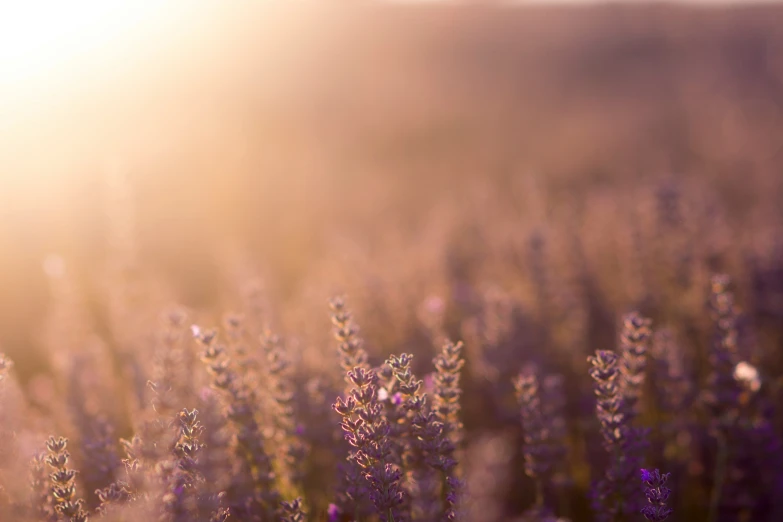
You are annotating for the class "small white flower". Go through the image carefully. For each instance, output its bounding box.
[377,387,389,401]
[190,325,202,338]
[734,361,761,392]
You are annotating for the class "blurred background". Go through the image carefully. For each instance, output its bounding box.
[1,1,783,377]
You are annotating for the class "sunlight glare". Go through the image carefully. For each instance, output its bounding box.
[0,1,168,90]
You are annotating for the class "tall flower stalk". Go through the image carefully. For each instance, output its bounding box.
[45,437,89,522]
[159,408,205,522]
[513,365,553,510]
[333,366,404,522]
[194,327,279,520]
[430,339,465,521]
[588,350,626,522]
[329,297,372,518]
[640,468,673,521]
[588,313,653,522]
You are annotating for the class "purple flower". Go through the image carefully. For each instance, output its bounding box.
[327,503,340,522]
[588,314,653,522]
[640,468,673,521]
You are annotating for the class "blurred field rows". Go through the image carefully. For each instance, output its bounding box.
[1,2,782,372]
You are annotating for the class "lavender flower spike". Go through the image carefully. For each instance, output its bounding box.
[640,469,673,521]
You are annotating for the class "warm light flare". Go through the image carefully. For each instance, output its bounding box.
[0,1,171,92]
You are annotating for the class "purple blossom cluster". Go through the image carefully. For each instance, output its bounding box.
[1,242,783,522]
[2,46,783,521]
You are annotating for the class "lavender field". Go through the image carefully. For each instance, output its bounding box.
[1,3,783,521]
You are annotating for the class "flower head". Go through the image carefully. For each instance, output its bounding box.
[640,468,673,521]
[327,503,341,522]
